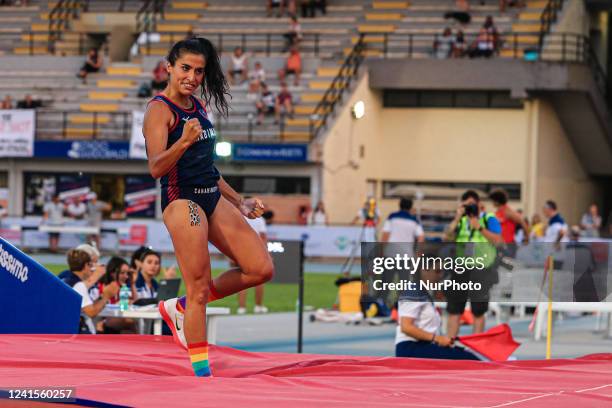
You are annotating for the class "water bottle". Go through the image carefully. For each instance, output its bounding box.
[119,285,130,311]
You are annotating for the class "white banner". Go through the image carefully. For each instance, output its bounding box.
[3,218,367,257]
[0,110,35,157]
[129,110,147,159]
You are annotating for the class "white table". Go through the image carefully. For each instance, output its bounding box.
[99,305,230,344]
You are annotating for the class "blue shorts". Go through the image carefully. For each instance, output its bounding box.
[161,184,221,218]
[395,341,479,360]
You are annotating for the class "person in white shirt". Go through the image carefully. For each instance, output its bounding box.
[248,61,267,97]
[62,249,119,334]
[42,194,65,253]
[236,212,269,314]
[395,264,479,360]
[542,200,569,243]
[227,46,248,85]
[380,198,425,305]
[66,197,87,220]
[309,200,328,226]
[381,198,425,246]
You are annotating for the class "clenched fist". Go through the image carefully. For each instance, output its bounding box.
[240,197,265,219]
[180,118,202,147]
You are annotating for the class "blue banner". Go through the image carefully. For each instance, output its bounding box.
[0,237,81,334]
[233,143,308,162]
[35,140,130,160]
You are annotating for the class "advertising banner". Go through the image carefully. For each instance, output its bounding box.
[0,109,35,157]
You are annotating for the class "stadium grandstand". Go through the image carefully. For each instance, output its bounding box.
[1,0,612,406]
[0,0,610,228]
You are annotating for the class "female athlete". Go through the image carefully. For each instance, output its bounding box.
[143,37,274,377]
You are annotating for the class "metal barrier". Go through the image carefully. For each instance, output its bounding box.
[308,34,365,141]
[33,109,294,143]
[367,31,588,62]
[139,32,322,57]
[35,110,132,140]
[48,0,86,53]
[539,0,565,50]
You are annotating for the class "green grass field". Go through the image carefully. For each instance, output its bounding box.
[47,265,339,313]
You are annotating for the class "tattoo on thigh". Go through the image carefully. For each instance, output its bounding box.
[188,200,201,227]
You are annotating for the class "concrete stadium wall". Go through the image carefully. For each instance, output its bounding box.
[319,72,530,224]
[319,73,601,226]
[534,99,602,224]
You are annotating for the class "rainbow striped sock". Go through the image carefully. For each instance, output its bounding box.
[188,341,211,377]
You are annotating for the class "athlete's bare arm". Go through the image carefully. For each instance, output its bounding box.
[143,101,201,179]
[218,177,264,219]
[218,176,243,207]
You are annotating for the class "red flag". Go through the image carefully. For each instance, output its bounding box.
[458,324,521,361]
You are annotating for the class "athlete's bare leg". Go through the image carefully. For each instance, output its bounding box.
[208,197,274,297]
[163,199,211,344]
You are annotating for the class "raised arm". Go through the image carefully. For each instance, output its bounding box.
[143,101,201,179]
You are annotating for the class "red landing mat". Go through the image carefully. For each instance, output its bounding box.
[0,335,611,407]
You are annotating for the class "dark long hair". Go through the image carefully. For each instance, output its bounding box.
[102,256,129,285]
[167,37,230,117]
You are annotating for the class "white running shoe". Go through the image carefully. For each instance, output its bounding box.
[254,305,269,314]
[158,298,187,350]
[237,307,247,315]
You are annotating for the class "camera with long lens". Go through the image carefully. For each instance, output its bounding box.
[463,204,479,217]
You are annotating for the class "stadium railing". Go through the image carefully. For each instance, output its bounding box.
[308,34,365,141]
[137,32,324,58]
[34,110,297,143]
[48,0,87,53]
[306,32,606,141]
[539,0,565,50]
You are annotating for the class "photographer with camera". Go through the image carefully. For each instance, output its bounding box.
[445,190,502,338]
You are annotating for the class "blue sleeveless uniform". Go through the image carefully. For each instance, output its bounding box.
[150,94,221,217]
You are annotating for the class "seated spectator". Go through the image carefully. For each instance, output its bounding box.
[278,46,302,86]
[453,30,467,57]
[434,27,455,59]
[248,61,267,98]
[395,263,479,360]
[283,15,303,51]
[227,46,249,86]
[1,95,13,109]
[151,60,168,95]
[499,0,525,12]
[135,248,162,300]
[59,243,107,296]
[77,48,103,83]
[267,0,286,17]
[469,16,500,58]
[95,256,137,333]
[66,197,87,220]
[255,82,277,125]
[276,82,295,121]
[444,0,471,25]
[301,0,326,18]
[16,94,41,109]
[62,249,119,334]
